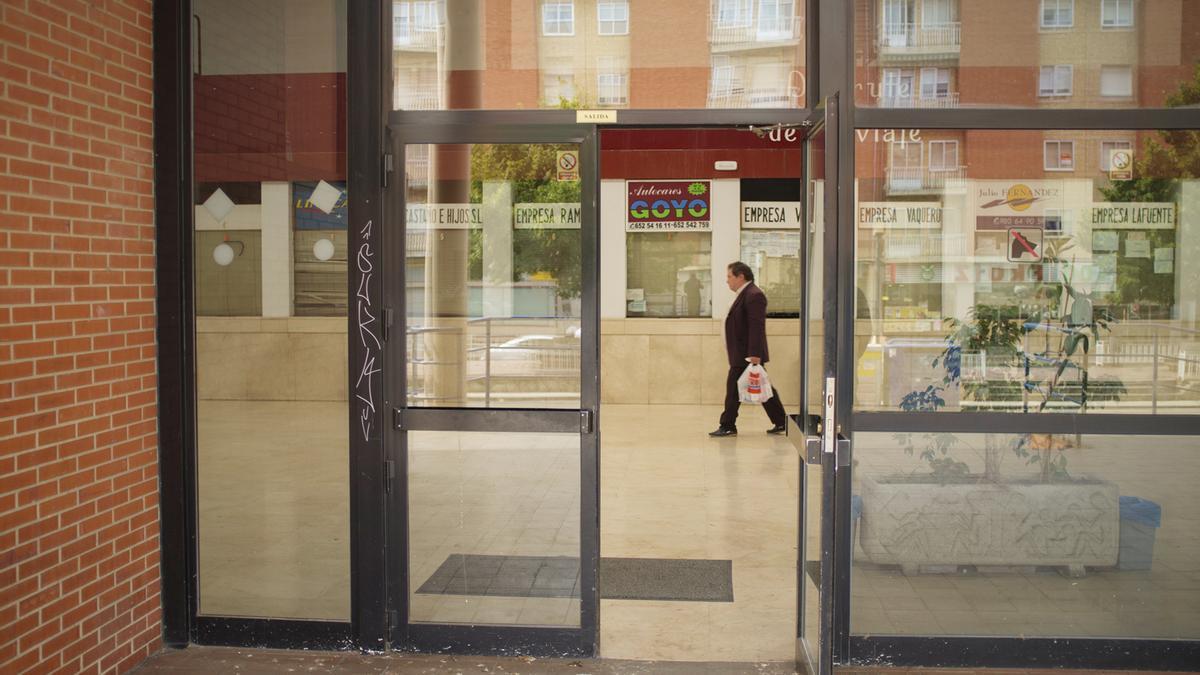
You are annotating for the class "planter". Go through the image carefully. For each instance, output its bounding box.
[858,474,1119,571]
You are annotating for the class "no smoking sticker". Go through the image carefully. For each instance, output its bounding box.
[556,151,579,181]
[1008,228,1043,262]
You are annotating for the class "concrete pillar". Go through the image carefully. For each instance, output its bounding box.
[261,181,293,317]
[481,180,513,318]
[711,179,742,317]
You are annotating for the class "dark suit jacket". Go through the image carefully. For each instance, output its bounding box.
[724,283,770,367]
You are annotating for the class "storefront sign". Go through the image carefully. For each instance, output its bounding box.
[406,204,481,229]
[626,180,711,231]
[858,202,943,229]
[514,203,581,229]
[741,201,802,229]
[975,181,1061,230]
[1088,203,1175,229]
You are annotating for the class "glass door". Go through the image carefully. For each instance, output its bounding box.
[385,122,599,655]
[794,98,839,675]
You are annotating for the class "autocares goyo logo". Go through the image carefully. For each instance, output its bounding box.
[626,180,711,232]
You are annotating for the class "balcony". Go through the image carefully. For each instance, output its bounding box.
[877,22,961,60]
[709,16,804,50]
[392,27,439,52]
[885,165,966,195]
[878,92,960,108]
[707,86,800,109]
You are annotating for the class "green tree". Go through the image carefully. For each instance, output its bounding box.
[1098,62,1200,312]
[466,143,582,301]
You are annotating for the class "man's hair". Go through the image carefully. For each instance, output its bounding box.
[727,261,754,282]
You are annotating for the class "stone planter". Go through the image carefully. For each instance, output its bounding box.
[858,474,1119,572]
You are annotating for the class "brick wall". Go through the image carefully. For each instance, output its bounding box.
[0,1,162,673]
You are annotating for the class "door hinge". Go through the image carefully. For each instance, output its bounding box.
[579,409,593,434]
[383,307,394,342]
[393,407,404,431]
[384,459,395,493]
[386,609,398,632]
[836,437,851,468]
[382,152,394,188]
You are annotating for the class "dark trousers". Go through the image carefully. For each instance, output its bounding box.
[720,364,786,429]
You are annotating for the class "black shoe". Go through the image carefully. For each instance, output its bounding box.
[709,427,737,437]
[766,424,787,435]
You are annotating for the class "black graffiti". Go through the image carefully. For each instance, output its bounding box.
[355,219,379,441]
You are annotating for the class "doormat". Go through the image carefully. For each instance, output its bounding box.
[416,554,734,602]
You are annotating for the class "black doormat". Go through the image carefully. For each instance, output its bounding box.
[415,554,733,602]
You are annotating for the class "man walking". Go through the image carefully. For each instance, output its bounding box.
[710,261,787,437]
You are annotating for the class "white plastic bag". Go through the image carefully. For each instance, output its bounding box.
[737,363,772,403]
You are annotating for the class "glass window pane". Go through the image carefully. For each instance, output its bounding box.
[393,1,806,110]
[852,432,1200,639]
[626,233,713,317]
[404,143,582,409]
[858,1,1196,109]
[855,129,1200,415]
[193,0,349,620]
[408,431,581,627]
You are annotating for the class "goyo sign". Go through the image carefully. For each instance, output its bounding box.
[626,180,711,231]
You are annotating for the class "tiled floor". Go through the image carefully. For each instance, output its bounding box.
[194,399,1200,664]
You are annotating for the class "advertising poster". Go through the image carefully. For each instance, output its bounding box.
[294,181,348,229]
[627,180,712,231]
[974,181,1062,230]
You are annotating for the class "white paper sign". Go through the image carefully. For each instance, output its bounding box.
[1126,239,1151,258]
[513,203,581,229]
[742,201,802,229]
[858,202,944,229]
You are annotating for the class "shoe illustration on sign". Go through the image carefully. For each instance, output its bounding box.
[1008,227,1043,262]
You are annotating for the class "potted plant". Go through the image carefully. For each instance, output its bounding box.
[858,247,1125,575]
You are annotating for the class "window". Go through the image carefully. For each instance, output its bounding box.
[757,0,795,38]
[1101,0,1133,28]
[1038,64,1073,97]
[542,2,574,36]
[542,70,576,105]
[597,57,628,106]
[393,2,411,43]
[919,68,950,100]
[1044,140,1075,171]
[922,0,955,27]
[1041,0,1073,28]
[626,233,712,317]
[928,140,958,172]
[597,1,629,35]
[710,56,739,96]
[882,0,911,47]
[394,0,437,42]
[889,140,924,190]
[1100,65,1133,98]
[1099,140,1133,170]
[716,0,752,27]
[882,68,915,105]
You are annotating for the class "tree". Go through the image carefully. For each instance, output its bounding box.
[466,143,582,302]
[1098,62,1200,313]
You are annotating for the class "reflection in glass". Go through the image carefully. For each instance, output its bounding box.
[408,431,581,627]
[626,233,713,317]
[193,0,349,620]
[851,432,1200,639]
[855,129,1200,414]
[392,0,806,110]
[404,143,582,408]
[857,0,1200,109]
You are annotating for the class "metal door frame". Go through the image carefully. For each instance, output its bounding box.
[382,120,601,656]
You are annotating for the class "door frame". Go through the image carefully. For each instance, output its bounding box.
[381,120,601,656]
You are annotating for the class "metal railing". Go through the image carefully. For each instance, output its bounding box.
[406,317,581,406]
[878,92,960,109]
[885,165,966,194]
[709,15,803,45]
[878,21,961,50]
